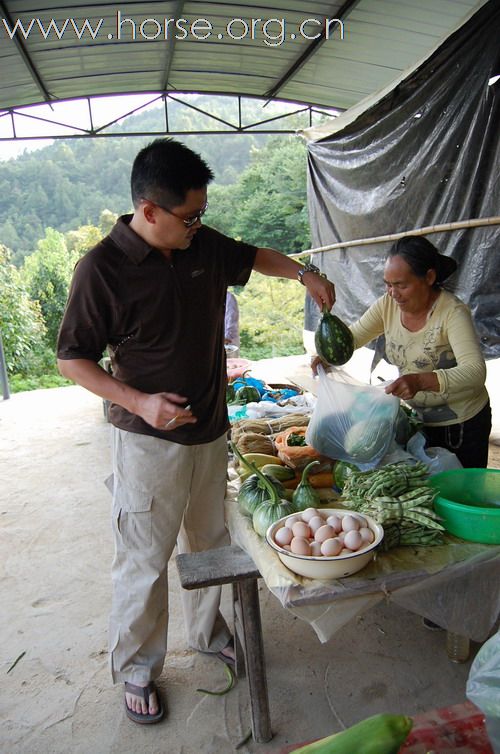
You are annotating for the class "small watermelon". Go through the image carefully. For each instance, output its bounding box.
[315,306,354,366]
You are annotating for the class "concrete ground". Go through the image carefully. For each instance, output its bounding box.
[1,360,499,754]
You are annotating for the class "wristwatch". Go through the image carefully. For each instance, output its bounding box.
[297,262,322,285]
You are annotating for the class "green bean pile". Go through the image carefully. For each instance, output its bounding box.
[341,462,445,549]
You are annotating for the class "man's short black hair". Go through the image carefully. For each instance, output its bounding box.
[131,138,214,209]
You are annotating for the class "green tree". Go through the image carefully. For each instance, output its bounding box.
[99,209,118,235]
[65,224,102,257]
[237,274,306,360]
[206,136,310,252]
[22,229,77,347]
[0,245,45,374]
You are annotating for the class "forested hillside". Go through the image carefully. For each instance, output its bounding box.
[0,101,315,389]
[0,98,275,263]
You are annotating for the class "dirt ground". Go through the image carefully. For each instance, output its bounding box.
[1,356,499,754]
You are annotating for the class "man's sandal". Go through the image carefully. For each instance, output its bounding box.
[124,681,165,724]
[200,638,236,669]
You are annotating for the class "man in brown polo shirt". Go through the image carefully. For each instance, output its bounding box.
[57,138,335,725]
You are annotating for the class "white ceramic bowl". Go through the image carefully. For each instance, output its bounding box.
[265,508,384,580]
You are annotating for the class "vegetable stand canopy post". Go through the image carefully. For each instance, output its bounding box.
[224,480,500,645]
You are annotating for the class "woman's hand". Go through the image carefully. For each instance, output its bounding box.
[310,355,330,376]
[385,372,439,400]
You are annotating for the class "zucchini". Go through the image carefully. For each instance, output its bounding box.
[315,306,354,367]
[260,464,296,481]
[289,713,412,754]
[242,453,282,468]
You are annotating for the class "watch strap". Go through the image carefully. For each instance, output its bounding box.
[298,262,322,285]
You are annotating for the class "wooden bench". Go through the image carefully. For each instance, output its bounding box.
[176,544,272,743]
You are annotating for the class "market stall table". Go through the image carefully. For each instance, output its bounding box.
[222,479,500,736]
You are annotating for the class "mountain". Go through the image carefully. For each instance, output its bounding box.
[0,97,271,263]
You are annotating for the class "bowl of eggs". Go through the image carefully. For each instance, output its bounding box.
[265,508,384,579]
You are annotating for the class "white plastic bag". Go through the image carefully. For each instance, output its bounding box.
[305,366,400,470]
[406,432,463,475]
[466,631,500,753]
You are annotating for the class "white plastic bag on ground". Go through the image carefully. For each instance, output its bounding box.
[466,631,500,753]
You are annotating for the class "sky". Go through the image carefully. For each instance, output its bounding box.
[0,92,340,162]
[0,93,169,161]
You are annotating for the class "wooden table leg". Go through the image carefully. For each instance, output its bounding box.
[236,577,272,743]
[232,582,246,678]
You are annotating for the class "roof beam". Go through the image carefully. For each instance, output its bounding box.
[264,0,361,101]
[161,0,185,90]
[0,0,53,104]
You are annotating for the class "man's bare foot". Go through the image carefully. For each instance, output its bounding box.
[125,683,159,716]
[219,642,235,664]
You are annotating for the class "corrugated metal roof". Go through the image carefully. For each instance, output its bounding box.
[0,0,490,115]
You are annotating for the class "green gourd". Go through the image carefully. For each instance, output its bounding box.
[252,497,296,538]
[315,306,354,366]
[292,461,321,511]
[289,712,413,754]
[231,442,295,535]
[237,472,286,517]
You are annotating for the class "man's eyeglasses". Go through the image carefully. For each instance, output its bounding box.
[142,197,208,228]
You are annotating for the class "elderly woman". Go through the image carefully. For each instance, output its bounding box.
[324,236,491,467]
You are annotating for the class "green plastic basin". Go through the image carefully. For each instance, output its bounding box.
[429,468,500,545]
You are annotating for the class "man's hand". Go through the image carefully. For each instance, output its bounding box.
[302,271,336,311]
[252,248,335,310]
[134,392,197,431]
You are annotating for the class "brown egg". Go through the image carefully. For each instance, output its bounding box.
[342,514,360,532]
[320,538,343,557]
[308,515,325,534]
[359,526,375,545]
[314,524,335,543]
[301,507,319,522]
[310,541,323,557]
[292,521,311,539]
[326,514,343,533]
[290,536,312,556]
[274,526,293,547]
[343,529,363,551]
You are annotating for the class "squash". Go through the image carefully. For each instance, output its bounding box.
[315,306,354,366]
[237,473,286,517]
[252,497,295,537]
[343,418,392,463]
[289,712,412,754]
[292,461,321,511]
[231,441,296,536]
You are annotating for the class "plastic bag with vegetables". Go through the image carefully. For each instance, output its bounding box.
[305,365,399,471]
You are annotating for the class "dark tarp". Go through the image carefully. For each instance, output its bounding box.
[305,0,500,360]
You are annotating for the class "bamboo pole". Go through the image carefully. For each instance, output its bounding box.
[289,215,500,260]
